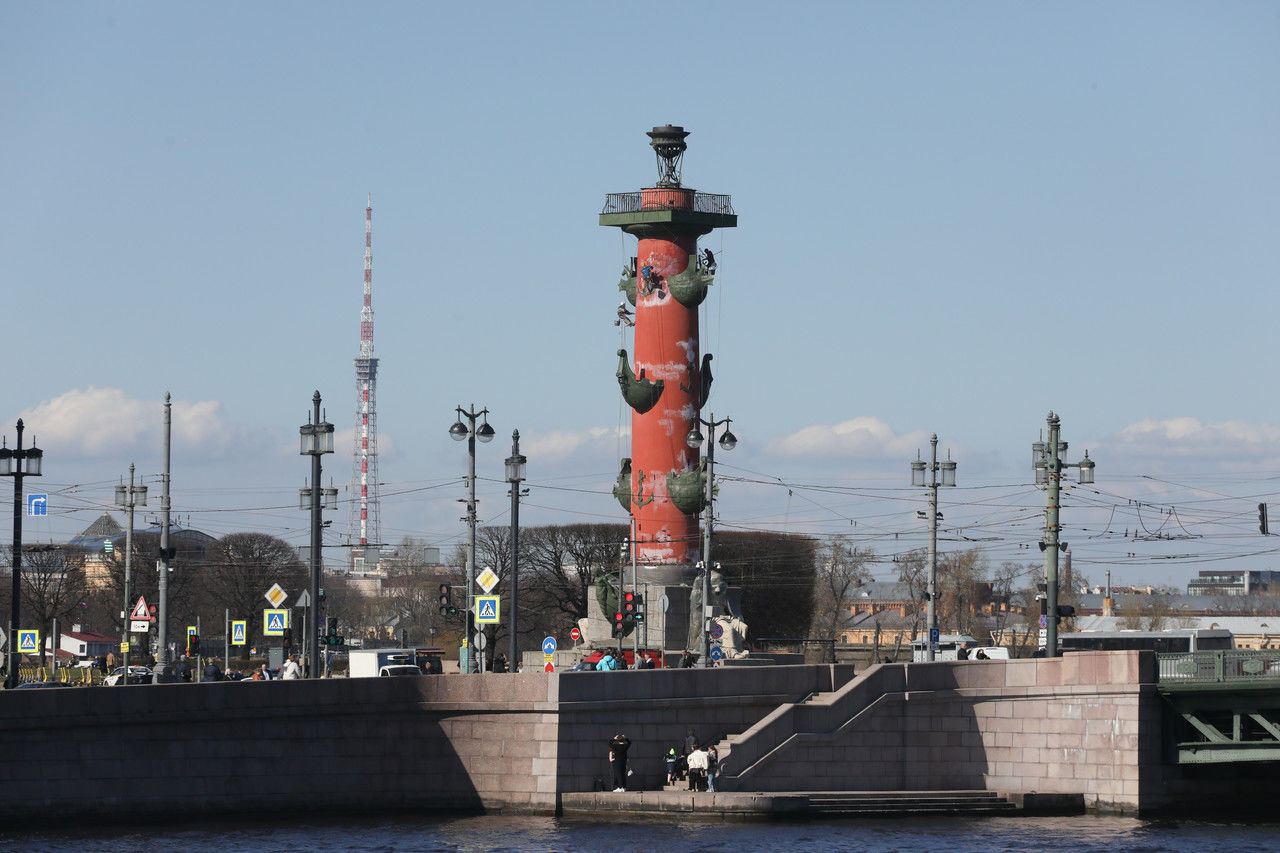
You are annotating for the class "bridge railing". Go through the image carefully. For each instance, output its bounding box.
[1156,650,1280,685]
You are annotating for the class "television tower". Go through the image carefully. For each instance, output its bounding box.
[350,194,382,557]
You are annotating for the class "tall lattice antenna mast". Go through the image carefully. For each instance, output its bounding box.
[351,193,382,558]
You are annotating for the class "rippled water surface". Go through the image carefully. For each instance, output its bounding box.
[6,814,1280,853]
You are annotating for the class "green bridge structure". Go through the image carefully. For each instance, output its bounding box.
[1157,650,1280,764]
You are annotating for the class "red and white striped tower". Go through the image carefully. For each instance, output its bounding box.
[350,194,382,559]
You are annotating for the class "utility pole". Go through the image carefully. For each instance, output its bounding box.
[911,434,956,661]
[1033,412,1096,657]
[114,465,147,679]
[154,393,172,683]
[505,430,526,672]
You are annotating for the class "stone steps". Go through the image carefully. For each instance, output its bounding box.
[806,790,1017,817]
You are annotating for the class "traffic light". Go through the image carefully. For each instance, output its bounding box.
[1261,503,1269,536]
[633,593,645,623]
[187,634,200,656]
[1039,596,1047,616]
[613,610,625,637]
[623,591,636,620]
[439,583,459,617]
[283,628,293,651]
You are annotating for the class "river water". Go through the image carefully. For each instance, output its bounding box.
[5,814,1280,853]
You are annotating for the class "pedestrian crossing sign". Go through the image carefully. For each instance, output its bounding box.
[17,630,38,654]
[263,609,289,636]
[475,595,500,624]
[231,620,247,646]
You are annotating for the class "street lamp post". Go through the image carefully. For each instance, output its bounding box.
[686,413,737,668]
[505,430,526,672]
[1032,411,1096,658]
[114,465,147,680]
[299,391,336,679]
[911,434,957,662]
[449,404,494,674]
[1,419,43,690]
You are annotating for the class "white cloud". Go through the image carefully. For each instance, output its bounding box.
[768,416,930,459]
[17,387,262,457]
[523,426,629,461]
[1110,417,1280,462]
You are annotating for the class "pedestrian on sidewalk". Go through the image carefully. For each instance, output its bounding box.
[665,747,679,785]
[706,743,719,792]
[608,732,631,792]
[686,744,709,791]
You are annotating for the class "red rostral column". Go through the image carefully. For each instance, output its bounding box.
[601,126,736,566]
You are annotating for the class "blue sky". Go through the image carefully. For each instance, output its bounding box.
[3,3,1278,589]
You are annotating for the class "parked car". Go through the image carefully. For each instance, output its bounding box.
[379,664,422,677]
[103,666,152,686]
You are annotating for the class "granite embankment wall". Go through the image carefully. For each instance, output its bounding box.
[0,664,851,825]
[716,652,1156,813]
[1,654,1264,823]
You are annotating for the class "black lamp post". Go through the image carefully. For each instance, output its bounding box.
[1,419,43,690]
[299,392,335,678]
[449,404,494,674]
[686,413,736,668]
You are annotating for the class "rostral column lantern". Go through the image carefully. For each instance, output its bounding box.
[601,126,737,566]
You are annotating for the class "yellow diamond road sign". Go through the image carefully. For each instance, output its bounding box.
[264,583,288,608]
[476,567,499,594]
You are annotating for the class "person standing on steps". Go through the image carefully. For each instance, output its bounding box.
[608,732,631,792]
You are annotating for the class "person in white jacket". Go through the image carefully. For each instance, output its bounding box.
[685,745,709,791]
[281,655,302,680]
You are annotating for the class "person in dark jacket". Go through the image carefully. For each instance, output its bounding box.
[608,732,631,792]
[203,659,223,681]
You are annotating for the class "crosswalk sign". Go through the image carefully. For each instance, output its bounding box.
[17,630,38,654]
[475,595,500,624]
[231,621,247,646]
[263,609,289,636]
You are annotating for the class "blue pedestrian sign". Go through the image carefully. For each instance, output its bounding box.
[475,596,500,624]
[27,494,47,517]
[263,609,288,636]
[542,636,557,655]
[231,621,247,646]
[17,630,39,654]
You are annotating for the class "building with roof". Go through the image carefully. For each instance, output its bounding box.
[72,513,217,589]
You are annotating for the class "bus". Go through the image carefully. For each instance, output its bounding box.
[1056,628,1234,654]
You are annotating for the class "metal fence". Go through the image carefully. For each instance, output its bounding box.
[601,192,735,216]
[1156,650,1280,685]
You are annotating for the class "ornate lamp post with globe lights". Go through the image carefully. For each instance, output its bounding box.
[449,404,494,674]
[1032,411,1095,658]
[686,413,736,668]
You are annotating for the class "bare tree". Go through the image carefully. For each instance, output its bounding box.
[18,544,88,665]
[809,536,875,641]
[206,532,306,659]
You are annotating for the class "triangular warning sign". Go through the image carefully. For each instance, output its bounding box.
[479,600,496,619]
[131,596,151,620]
[267,612,284,631]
